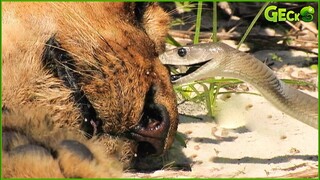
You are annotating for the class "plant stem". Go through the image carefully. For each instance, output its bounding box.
[194,1,203,44]
[237,2,270,49]
[212,2,218,42]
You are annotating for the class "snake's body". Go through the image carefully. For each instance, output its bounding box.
[160,42,318,129]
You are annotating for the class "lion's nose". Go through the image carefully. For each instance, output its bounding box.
[128,85,171,157]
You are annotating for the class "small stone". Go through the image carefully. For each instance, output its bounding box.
[280,135,287,140]
[289,147,300,154]
[190,154,197,159]
[245,104,253,110]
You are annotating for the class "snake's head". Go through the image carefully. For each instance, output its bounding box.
[159,42,230,84]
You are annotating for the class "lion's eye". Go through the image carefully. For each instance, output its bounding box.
[177,48,187,57]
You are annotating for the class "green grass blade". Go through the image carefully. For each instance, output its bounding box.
[194,2,203,44]
[211,2,218,42]
[166,34,182,47]
[281,79,316,87]
[237,2,270,49]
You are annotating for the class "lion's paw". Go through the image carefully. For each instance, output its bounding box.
[2,130,122,178]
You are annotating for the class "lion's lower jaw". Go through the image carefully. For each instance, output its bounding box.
[95,134,137,168]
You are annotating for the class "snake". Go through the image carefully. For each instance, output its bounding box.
[159,42,318,129]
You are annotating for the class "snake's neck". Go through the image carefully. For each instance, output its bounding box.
[219,51,318,128]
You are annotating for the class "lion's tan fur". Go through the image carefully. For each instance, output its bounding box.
[2,2,178,177]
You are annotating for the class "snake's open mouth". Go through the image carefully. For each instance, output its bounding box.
[129,86,170,158]
[169,61,210,82]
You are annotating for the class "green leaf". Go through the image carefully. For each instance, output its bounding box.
[281,79,315,87]
[166,34,182,47]
[175,132,187,148]
[310,64,318,72]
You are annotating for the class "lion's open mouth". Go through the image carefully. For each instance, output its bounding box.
[128,86,170,158]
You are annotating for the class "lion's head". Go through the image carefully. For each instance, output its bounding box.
[2,2,178,165]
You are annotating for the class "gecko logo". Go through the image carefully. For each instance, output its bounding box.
[264,5,315,22]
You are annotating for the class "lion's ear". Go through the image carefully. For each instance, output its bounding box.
[134,3,170,53]
[134,2,151,24]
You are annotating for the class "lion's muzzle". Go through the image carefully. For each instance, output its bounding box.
[128,85,171,157]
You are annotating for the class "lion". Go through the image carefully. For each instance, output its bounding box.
[2,2,178,178]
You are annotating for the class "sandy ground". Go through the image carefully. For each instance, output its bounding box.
[173,88,317,178]
[124,63,318,178]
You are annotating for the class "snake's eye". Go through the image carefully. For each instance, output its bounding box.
[177,48,187,57]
